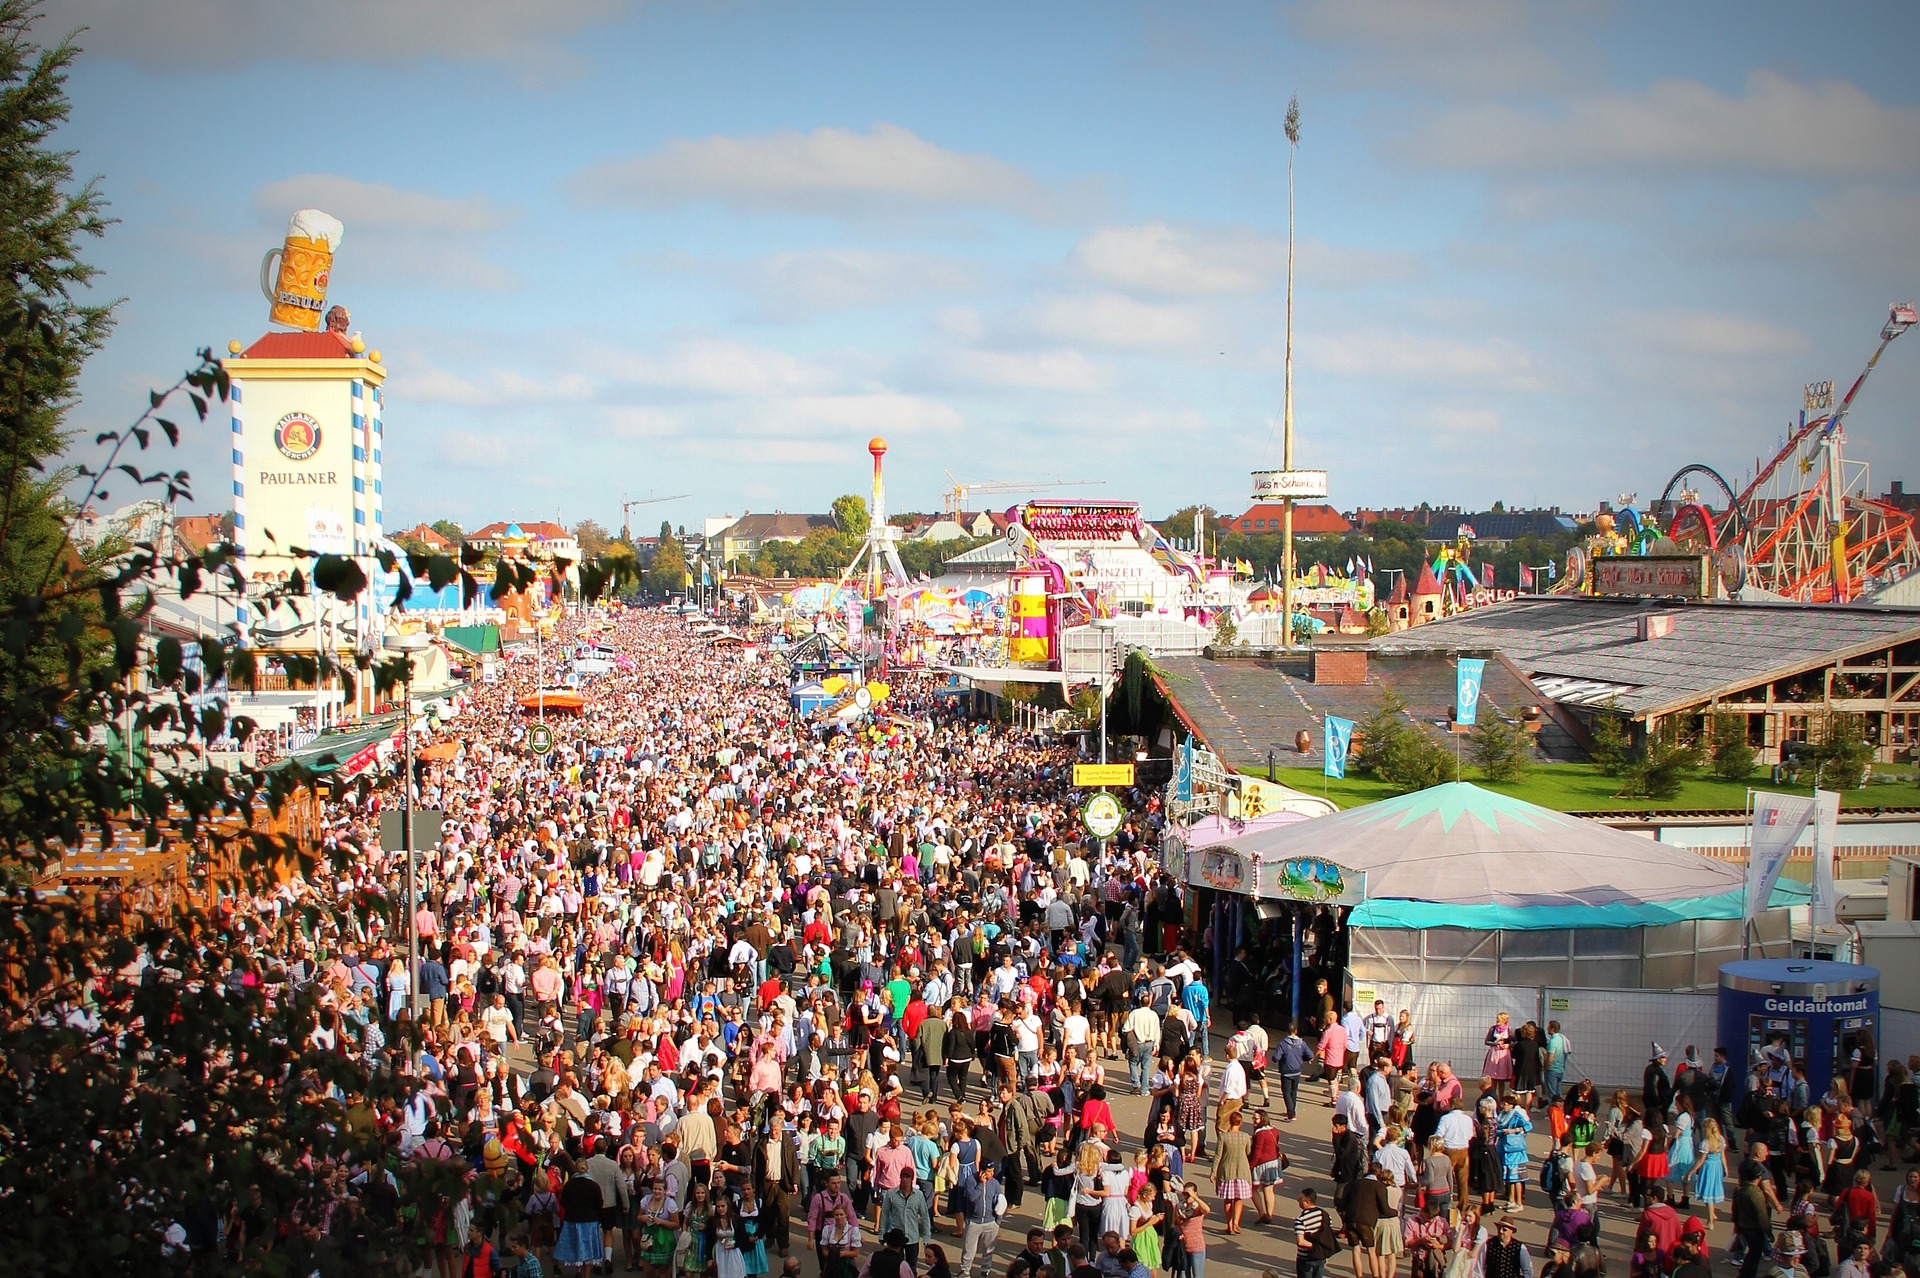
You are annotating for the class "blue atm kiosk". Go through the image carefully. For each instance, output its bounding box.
[1717,960,1879,1101]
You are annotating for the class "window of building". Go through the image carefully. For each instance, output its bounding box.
[1890,712,1918,748]
[1783,713,1811,744]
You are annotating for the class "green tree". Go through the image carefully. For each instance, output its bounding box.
[1588,702,1630,774]
[1707,709,1757,781]
[428,517,463,543]
[1471,703,1533,783]
[571,516,615,557]
[1810,712,1874,789]
[831,493,870,537]
[1212,612,1240,649]
[0,0,113,814]
[1354,689,1413,777]
[646,534,688,597]
[1617,718,1704,799]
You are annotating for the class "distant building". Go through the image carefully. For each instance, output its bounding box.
[466,520,581,587]
[392,522,453,551]
[1881,481,1919,514]
[1424,508,1577,547]
[1350,506,1445,530]
[718,512,834,567]
[1225,503,1353,536]
[910,510,1000,542]
[172,513,232,553]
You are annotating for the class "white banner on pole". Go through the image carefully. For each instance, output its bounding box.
[1746,790,1817,921]
[1809,789,1842,928]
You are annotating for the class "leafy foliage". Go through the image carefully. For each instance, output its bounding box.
[1353,689,1453,792]
[830,493,869,538]
[1470,703,1533,783]
[1707,709,1757,781]
[1616,718,1704,800]
[1790,711,1874,790]
[1587,702,1630,775]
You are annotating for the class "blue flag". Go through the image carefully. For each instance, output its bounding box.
[1324,715,1354,779]
[1174,738,1194,802]
[1456,658,1486,727]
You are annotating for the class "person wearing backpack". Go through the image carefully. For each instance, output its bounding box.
[1294,1187,1341,1278]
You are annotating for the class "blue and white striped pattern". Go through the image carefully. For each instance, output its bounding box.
[230,380,245,554]
[370,383,383,540]
[350,379,367,550]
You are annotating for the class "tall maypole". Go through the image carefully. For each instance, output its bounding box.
[1254,99,1326,649]
[1280,96,1300,650]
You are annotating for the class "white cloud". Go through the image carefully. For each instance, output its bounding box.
[1070,223,1417,298]
[1025,292,1207,352]
[1409,71,1920,178]
[406,365,594,408]
[1301,328,1549,393]
[1072,222,1284,296]
[571,123,1086,219]
[591,340,842,398]
[59,0,627,71]
[1420,405,1505,436]
[1292,0,1574,95]
[1752,186,1920,277]
[253,175,512,235]
[1624,311,1806,359]
[743,249,979,319]
[933,348,1115,394]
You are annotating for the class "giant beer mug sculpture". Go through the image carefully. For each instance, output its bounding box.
[259,209,344,331]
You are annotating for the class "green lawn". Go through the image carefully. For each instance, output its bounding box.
[1262,762,1920,813]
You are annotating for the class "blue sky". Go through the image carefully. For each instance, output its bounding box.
[49,0,1920,531]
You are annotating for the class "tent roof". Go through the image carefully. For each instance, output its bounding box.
[1219,781,1805,929]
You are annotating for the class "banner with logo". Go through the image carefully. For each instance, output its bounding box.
[1809,789,1842,927]
[1747,790,1817,920]
[1174,738,1193,802]
[1456,658,1486,727]
[1324,715,1354,779]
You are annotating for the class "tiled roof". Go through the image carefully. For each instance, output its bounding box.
[237,331,356,359]
[1228,503,1353,535]
[726,513,833,540]
[1426,511,1577,541]
[1371,596,1920,717]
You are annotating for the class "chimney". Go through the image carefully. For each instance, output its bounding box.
[1638,613,1678,642]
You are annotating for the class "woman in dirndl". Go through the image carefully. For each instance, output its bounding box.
[556,1165,608,1275]
[1483,1013,1515,1097]
[637,1177,681,1278]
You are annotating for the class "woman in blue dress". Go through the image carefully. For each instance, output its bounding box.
[1495,1093,1534,1213]
[1666,1095,1698,1207]
[1690,1118,1728,1227]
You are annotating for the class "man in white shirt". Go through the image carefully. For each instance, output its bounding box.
[480,994,518,1045]
[1435,1102,1476,1206]
[1218,1041,1250,1134]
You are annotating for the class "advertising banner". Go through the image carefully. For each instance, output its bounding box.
[1455,658,1486,727]
[1324,715,1353,779]
[1747,791,1817,920]
[1810,789,1842,927]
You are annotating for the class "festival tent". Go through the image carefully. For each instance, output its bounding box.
[1220,781,1807,930]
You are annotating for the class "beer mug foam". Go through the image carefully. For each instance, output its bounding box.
[260,208,344,332]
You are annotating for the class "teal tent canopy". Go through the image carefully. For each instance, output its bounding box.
[1217,781,1808,930]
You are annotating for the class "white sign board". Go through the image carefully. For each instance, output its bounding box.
[1251,470,1329,500]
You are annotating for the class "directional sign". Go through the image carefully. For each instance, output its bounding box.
[527,723,555,756]
[1073,763,1135,787]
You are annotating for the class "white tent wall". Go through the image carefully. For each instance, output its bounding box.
[1352,980,1716,1091]
[1545,988,1718,1092]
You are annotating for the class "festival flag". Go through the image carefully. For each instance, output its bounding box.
[1346,557,1355,576]
[1174,738,1194,802]
[1455,658,1485,726]
[1747,791,1817,920]
[1324,715,1354,779]
[1520,564,1534,589]
[1547,559,1558,580]
[1810,789,1842,927]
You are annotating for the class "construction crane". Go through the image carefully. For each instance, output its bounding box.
[941,471,1104,518]
[620,493,690,543]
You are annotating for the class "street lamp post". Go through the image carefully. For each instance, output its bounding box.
[1094,617,1117,766]
[384,629,429,1015]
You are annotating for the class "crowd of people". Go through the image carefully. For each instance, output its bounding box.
[157,605,1285,1278]
[84,599,1920,1278]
